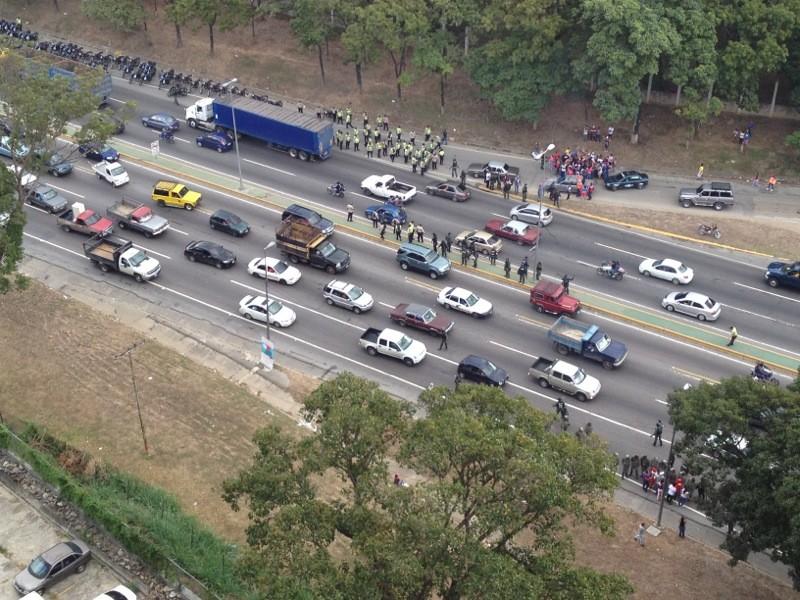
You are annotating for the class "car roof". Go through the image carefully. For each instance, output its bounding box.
[242,294,267,307]
[41,541,80,562]
[212,209,237,219]
[326,279,357,292]
[671,291,711,303]
[533,280,563,295]
[154,180,180,190]
[461,354,489,367]
[406,303,432,315]
[192,240,220,250]
[504,220,528,231]
[658,258,684,268]
[399,242,429,252]
[445,287,471,297]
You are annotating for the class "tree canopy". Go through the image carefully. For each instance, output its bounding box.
[669,374,800,588]
[223,373,632,599]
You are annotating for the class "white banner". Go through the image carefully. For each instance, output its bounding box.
[150,140,160,158]
[260,337,275,371]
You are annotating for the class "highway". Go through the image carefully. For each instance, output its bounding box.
[14,78,800,464]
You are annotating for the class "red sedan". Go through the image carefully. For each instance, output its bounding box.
[485,219,539,246]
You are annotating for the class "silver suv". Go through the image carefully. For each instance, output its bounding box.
[323,280,374,314]
[678,182,734,211]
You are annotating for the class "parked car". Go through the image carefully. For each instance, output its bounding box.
[510,203,553,226]
[604,170,649,191]
[544,175,579,194]
[396,242,451,279]
[679,181,734,210]
[247,256,301,285]
[484,219,538,246]
[78,141,119,162]
[92,585,137,600]
[184,240,236,268]
[239,294,296,327]
[141,112,180,131]
[364,203,407,225]
[437,286,493,317]
[209,209,249,237]
[13,540,91,594]
[457,355,508,387]
[389,303,454,336]
[28,185,69,213]
[281,203,334,236]
[0,135,30,159]
[639,258,694,285]
[196,131,233,152]
[453,230,503,255]
[424,181,470,202]
[323,279,374,314]
[37,150,73,177]
[662,291,721,321]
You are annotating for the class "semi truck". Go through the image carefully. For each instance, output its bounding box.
[83,235,161,282]
[275,220,350,273]
[185,97,333,161]
[547,315,628,369]
[107,198,169,238]
[359,327,427,366]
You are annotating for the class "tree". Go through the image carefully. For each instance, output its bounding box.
[224,373,631,599]
[669,376,800,588]
[290,0,336,85]
[340,4,378,93]
[363,0,430,99]
[81,0,147,32]
[165,0,191,48]
[0,50,112,293]
[786,130,800,153]
[175,0,249,55]
[573,0,678,142]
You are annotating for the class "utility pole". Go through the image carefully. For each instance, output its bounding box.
[115,340,149,454]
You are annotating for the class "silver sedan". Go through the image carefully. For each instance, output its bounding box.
[661,291,721,321]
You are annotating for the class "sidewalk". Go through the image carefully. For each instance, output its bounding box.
[614,475,794,587]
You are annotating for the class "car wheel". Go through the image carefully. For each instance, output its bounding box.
[326,265,336,274]
[538,378,550,389]
[366,346,377,356]
[144,231,153,239]
[429,271,439,280]
[602,360,613,370]
[134,273,144,283]
[697,314,707,321]
[556,344,569,355]
[187,255,196,262]
[62,225,72,233]
[184,203,194,211]
[215,262,223,269]
[353,306,362,315]
[767,278,779,288]
[637,182,645,189]
[575,392,587,402]
[76,564,87,573]
[471,312,481,319]
[642,270,650,277]
[713,202,723,211]
[158,200,166,207]
[681,200,692,208]
[326,298,334,306]
[216,146,223,153]
[396,319,406,327]
[196,140,202,147]
[399,262,409,271]
[403,357,414,367]
[118,221,127,229]
[665,304,674,312]
[142,120,148,128]
[535,304,544,313]
[243,312,253,320]
[671,278,680,285]
[99,263,110,273]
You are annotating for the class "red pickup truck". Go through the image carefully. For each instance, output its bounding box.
[530,280,580,316]
[57,202,113,236]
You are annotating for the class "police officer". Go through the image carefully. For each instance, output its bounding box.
[345,132,351,150]
[366,141,374,158]
[353,129,360,152]
[451,158,459,178]
[504,257,511,278]
[489,248,497,266]
[411,154,418,174]
[425,125,432,141]
[622,454,631,477]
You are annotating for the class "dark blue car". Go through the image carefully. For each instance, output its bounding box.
[142,112,180,131]
[78,142,119,162]
[196,132,233,153]
[365,203,407,225]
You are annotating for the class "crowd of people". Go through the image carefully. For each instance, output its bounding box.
[548,146,617,185]
[622,453,698,508]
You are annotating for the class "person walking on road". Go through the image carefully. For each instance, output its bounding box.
[380,223,386,240]
[652,419,663,446]
[504,257,511,278]
[535,261,542,281]
[346,203,354,222]
[727,325,738,346]
[678,516,686,538]
[438,329,448,350]
[451,158,459,178]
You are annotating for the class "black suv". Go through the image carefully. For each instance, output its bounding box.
[210,209,250,237]
[678,182,734,210]
[282,204,334,237]
[456,355,508,387]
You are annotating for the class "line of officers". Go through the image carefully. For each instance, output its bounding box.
[335,125,447,177]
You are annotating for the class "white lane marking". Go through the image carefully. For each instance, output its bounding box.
[167,225,189,235]
[45,184,84,198]
[173,137,191,145]
[148,279,427,390]
[24,233,88,259]
[242,158,296,177]
[594,242,648,259]
[74,166,94,176]
[719,303,781,323]
[378,302,395,309]
[733,281,800,305]
[576,259,640,280]
[25,205,49,215]
[489,340,538,359]
[133,244,171,260]
[351,192,373,201]
[490,212,507,218]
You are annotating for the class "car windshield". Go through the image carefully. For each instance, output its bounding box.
[272,261,287,274]
[102,146,114,154]
[28,556,50,578]
[573,369,586,384]
[488,235,500,243]
[41,189,57,200]
[348,286,364,300]
[464,293,479,306]
[128,251,147,267]
[109,165,125,176]
[397,335,412,350]
[48,153,65,165]
[595,334,611,352]
[268,300,283,315]
[421,309,435,323]
[318,242,336,258]
[704,298,716,308]
[84,213,101,225]
[174,186,188,198]
[424,250,439,262]
[482,360,497,374]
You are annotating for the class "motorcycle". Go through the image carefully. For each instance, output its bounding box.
[751,366,779,386]
[327,183,345,198]
[159,129,175,144]
[697,224,721,239]
[167,85,189,97]
[596,261,625,280]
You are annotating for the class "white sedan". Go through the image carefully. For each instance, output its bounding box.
[510,203,553,226]
[436,286,493,318]
[238,294,296,327]
[662,291,721,321]
[247,257,302,285]
[639,258,694,285]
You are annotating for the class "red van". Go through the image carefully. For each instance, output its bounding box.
[530,280,580,316]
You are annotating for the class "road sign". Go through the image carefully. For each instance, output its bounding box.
[260,337,275,371]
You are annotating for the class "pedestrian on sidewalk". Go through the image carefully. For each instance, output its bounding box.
[652,419,663,446]
[630,454,640,479]
[678,516,686,538]
[635,523,646,547]
[585,421,592,436]
[489,248,497,266]
[767,175,777,192]
[472,251,478,268]
[522,183,528,202]
[380,223,386,240]
[438,329,448,350]
[431,233,438,253]
[727,325,738,346]
[346,203,354,222]
[696,162,705,179]
[514,174,521,194]
[416,223,425,243]
[371,212,380,229]
[535,261,542,281]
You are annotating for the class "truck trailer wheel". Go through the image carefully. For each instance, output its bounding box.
[298,151,309,161]
[556,344,569,356]
[366,346,377,356]
[188,118,197,128]
[99,263,110,273]
[118,221,127,229]
[288,148,298,158]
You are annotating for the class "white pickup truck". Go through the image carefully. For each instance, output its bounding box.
[93,160,130,187]
[359,327,427,366]
[528,357,601,402]
[360,174,417,203]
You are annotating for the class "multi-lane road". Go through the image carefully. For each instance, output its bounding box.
[15,77,800,463]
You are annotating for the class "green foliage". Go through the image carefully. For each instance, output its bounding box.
[675,90,723,138]
[81,0,147,32]
[785,130,800,152]
[668,377,800,588]
[224,373,630,599]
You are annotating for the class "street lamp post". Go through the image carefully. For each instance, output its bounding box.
[656,383,691,528]
[221,78,244,190]
[263,241,276,341]
[530,143,556,278]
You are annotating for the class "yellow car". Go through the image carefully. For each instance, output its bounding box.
[151,180,202,210]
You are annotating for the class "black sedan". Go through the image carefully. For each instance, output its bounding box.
[424,181,470,202]
[184,240,236,269]
[456,355,508,387]
[209,209,249,237]
[142,112,180,131]
[78,142,120,162]
[196,132,233,153]
[604,170,649,191]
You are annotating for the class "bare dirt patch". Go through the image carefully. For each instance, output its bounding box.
[11,0,800,183]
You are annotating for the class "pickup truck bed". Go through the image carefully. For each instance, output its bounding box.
[360,328,381,343]
[90,241,117,261]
